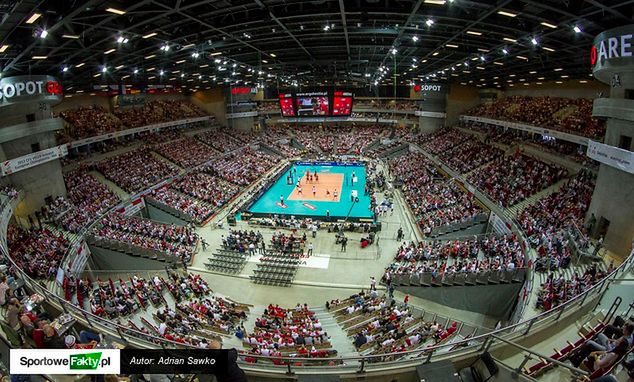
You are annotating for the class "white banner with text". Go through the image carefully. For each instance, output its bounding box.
[587,140,634,174]
[1,145,68,176]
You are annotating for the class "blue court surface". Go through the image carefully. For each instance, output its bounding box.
[248,162,374,219]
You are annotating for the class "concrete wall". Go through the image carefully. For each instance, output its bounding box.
[146,203,188,226]
[586,72,634,258]
[446,83,480,126]
[89,245,167,271]
[0,100,66,218]
[190,89,226,127]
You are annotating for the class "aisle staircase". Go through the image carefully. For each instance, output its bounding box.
[506,176,571,218]
[312,307,359,357]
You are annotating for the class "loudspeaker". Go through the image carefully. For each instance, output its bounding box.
[416,360,461,381]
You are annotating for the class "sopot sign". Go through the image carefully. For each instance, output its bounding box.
[0,75,63,106]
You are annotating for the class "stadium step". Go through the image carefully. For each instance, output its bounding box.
[313,311,359,357]
[506,176,570,218]
[89,170,130,199]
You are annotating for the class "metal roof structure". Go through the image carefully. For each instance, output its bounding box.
[0,0,631,89]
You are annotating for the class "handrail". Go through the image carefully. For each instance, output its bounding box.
[490,334,588,377]
[1,147,633,375]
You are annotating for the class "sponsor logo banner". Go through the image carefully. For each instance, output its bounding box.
[226,111,258,119]
[0,75,63,106]
[587,139,634,174]
[1,144,68,176]
[10,349,120,374]
[460,115,589,145]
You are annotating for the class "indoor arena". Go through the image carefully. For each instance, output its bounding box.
[0,1,632,382]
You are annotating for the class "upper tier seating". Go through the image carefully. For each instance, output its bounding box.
[466,96,606,138]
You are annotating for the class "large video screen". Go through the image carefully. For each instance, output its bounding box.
[278,93,295,117]
[295,92,330,116]
[332,91,354,116]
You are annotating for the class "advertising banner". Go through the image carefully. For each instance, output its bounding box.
[587,139,634,174]
[10,349,121,374]
[116,197,146,216]
[460,115,590,145]
[1,144,68,176]
[0,75,63,107]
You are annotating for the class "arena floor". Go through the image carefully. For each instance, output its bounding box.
[247,162,374,219]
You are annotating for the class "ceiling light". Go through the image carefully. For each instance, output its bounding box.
[200,64,208,68]
[182,44,195,49]
[160,44,170,51]
[542,47,555,52]
[146,67,155,71]
[115,65,124,69]
[391,48,398,55]
[497,10,517,17]
[425,19,434,27]
[176,59,186,64]
[502,48,509,55]
[210,52,222,56]
[480,55,485,61]
[517,55,528,60]
[412,35,419,42]
[270,53,277,57]
[105,7,126,15]
[466,31,482,36]
[0,45,9,53]
[554,68,563,71]
[145,54,156,59]
[62,34,79,39]
[446,44,459,48]
[323,25,330,31]
[159,70,164,75]
[101,66,107,73]
[25,13,42,24]
[93,73,100,78]
[122,75,130,79]
[541,22,557,29]
[573,25,582,33]
[75,62,85,68]
[191,52,200,58]
[32,55,47,59]
[529,71,537,74]
[262,59,268,63]
[142,32,157,39]
[579,80,588,83]
[62,66,69,72]
[104,48,115,54]
[561,75,569,78]
[148,76,155,80]
[531,37,538,45]
[556,81,563,84]
[424,0,445,4]
[39,29,48,39]
[503,37,517,43]
[432,52,439,56]
[180,73,185,77]
[493,62,503,66]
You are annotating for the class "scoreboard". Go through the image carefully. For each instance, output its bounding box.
[278,90,353,117]
[278,93,295,117]
[332,91,353,116]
